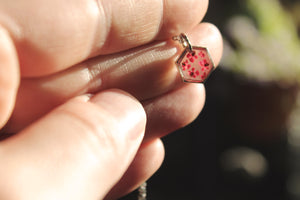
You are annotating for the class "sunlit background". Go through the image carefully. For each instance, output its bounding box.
[121,0,300,199]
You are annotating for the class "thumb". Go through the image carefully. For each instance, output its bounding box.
[0,89,146,200]
[0,25,19,128]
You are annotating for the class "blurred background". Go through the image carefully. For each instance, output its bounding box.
[121,0,300,199]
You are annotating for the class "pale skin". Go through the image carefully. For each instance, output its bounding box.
[0,0,223,199]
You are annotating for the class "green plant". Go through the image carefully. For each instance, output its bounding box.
[222,0,300,85]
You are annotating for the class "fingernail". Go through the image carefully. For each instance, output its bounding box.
[89,89,146,141]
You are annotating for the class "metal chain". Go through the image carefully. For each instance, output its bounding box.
[137,182,147,200]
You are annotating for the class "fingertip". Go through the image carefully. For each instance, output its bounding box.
[189,22,223,67]
[143,83,206,141]
[159,0,209,37]
[183,83,206,124]
[89,89,147,141]
[0,25,19,128]
[169,83,206,128]
[104,138,165,200]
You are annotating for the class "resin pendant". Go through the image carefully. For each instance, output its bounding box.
[176,46,215,83]
[174,33,215,83]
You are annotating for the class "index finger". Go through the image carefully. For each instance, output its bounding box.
[0,0,208,77]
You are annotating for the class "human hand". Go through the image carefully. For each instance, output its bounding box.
[0,0,222,199]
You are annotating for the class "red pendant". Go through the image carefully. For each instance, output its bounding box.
[176,46,215,83]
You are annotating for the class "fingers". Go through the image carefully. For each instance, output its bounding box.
[100,0,209,51]
[0,25,19,128]
[4,22,222,133]
[143,83,206,142]
[103,84,205,199]
[0,0,208,77]
[105,139,165,200]
[0,89,146,200]
[157,0,208,38]
[104,85,204,200]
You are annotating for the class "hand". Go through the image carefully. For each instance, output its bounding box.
[0,0,223,199]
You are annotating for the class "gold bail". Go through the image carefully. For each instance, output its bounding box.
[173,33,193,52]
